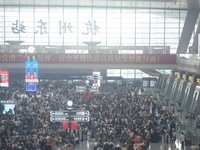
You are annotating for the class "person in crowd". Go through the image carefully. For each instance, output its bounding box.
[198,143,200,150]
[0,79,181,150]
[180,131,185,149]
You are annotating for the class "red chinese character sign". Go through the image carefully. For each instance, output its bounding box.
[62,122,69,130]
[0,53,176,64]
[83,92,93,99]
[62,122,78,130]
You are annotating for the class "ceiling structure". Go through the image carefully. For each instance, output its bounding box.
[94,0,188,9]
[0,0,189,10]
[0,0,199,77]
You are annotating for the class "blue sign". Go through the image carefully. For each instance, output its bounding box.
[25,84,37,92]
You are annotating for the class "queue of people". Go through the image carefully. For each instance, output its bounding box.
[0,80,181,150]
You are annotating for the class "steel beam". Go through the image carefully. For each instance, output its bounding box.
[190,19,200,54]
[177,9,199,54]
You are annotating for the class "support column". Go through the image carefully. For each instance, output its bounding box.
[177,9,200,54]
[190,20,200,54]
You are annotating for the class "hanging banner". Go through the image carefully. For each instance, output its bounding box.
[62,122,78,130]
[71,122,78,130]
[62,122,69,130]
[0,53,176,64]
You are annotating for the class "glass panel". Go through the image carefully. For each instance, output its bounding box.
[78,8,92,45]
[136,9,150,46]
[172,81,177,91]
[34,7,48,45]
[183,87,189,106]
[135,69,149,78]
[165,10,185,54]
[107,1,121,7]
[177,84,182,103]
[63,8,78,45]
[0,0,4,4]
[19,0,34,5]
[93,8,106,45]
[107,69,120,77]
[78,0,93,6]
[0,5,189,54]
[118,50,135,54]
[150,9,164,46]
[5,0,19,5]
[34,0,48,5]
[93,0,107,7]
[49,0,63,5]
[64,0,78,6]
[121,69,134,79]
[191,91,198,112]
[156,69,171,75]
[49,7,63,45]
[19,7,34,45]
[0,8,4,44]
[5,7,20,41]
[121,9,135,46]
[107,9,120,46]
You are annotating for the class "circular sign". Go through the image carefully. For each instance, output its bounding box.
[28,46,35,53]
[67,100,73,107]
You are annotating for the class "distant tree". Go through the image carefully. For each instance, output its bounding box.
[0,103,5,114]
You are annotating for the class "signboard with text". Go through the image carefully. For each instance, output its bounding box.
[0,53,177,64]
[50,110,90,123]
[25,83,37,92]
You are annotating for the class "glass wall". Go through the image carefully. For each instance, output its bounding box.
[107,69,153,79]
[0,3,188,54]
[107,69,172,79]
[0,1,186,78]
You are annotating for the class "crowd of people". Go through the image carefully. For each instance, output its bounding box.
[0,79,183,150]
[88,83,178,150]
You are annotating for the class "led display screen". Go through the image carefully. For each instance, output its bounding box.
[25,83,37,92]
[0,101,16,115]
[25,61,38,83]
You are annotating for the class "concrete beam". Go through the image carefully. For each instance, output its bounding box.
[177,9,199,54]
